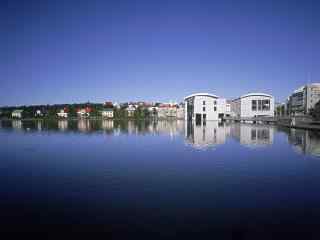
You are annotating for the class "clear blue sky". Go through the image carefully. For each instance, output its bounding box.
[1,0,319,106]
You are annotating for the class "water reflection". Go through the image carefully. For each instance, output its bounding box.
[2,119,320,157]
[12,120,22,130]
[185,121,230,150]
[230,124,274,147]
[286,128,320,157]
[58,120,68,131]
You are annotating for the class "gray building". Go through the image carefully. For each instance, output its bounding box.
[289,83,320,115]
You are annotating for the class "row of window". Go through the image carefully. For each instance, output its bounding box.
[252,100,270,111]
[202,101,217,105]
[202,107,217,112]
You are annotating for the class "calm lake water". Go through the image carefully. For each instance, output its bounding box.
[1,119,320,237]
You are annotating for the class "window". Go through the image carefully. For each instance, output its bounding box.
[262,100,270,111]
[258,100,262,111]
[214,101,217,105]
[252,100,257,111]
[203,107,206,112]
[214,106,217,111]
[203,101,206,105]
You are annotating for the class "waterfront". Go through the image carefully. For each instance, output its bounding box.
[1,120,320,236]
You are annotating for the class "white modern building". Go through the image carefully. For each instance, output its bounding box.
[184,93,227,122]
[231,93,274,118]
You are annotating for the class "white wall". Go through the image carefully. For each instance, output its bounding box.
[241,96,274,118]
[193,96,219,121]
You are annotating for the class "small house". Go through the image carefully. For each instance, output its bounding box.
[126,105,136,117]
[12,110,23,119]
[57,109,68,118]
[101,108,114,118]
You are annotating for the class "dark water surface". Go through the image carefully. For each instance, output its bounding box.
[1,119,320,237]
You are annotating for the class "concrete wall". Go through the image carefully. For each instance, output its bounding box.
[240,96,274,118]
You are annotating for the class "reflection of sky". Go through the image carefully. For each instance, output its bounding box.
[1,122,320,231]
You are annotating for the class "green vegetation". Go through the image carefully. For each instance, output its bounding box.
[0,103,154,120]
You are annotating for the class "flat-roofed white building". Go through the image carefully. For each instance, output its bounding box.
[184,93,225,122]
[231,93,274,118]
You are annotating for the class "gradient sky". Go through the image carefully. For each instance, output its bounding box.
[1,0,319,106]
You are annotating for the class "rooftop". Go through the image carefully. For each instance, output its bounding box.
[184,93,219,100]
[240,93,273,99]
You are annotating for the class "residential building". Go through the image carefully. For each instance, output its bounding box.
[126,105,136,117]
[101,108,114,118]
[157,103,178,119]
[77,107,91,118]
[35,110,43,117]
[12,110,23,119]
[57,109,68,118]
[231,93,274,118]
[184,93,226,122]
[288,83,320,115]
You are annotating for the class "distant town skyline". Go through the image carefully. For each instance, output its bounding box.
[1,0,319,106]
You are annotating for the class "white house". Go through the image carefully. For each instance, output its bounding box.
[184,93,227,122]
[101,109,114,118]
[12,110,23,119]
[126,105,136,117]
[231,93,274,118]
[57,109,68,118]
[35,110,43,117]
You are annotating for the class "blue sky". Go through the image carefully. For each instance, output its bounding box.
[1,0,319,106]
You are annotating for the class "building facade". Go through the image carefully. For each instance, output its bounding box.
[288,83,320,115]
[231,93,274,118]
[184,93,221,122]
[101,109,114,118]
[12,110,23,119]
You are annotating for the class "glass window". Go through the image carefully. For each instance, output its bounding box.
[262,100,270,111]
[214,106,217,111]
[203,107,206,112]
[214,101,217,105]
[258,100,262,111]
[252,100,257,111]
[203,101,206,105]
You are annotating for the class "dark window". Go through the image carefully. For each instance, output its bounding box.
[258,100,262,111]
[262,100,270,111]
[203,101,206,105]
[214,106,217,111]
[203,107,206,112]
[214,101,217,105]
[252,100,257,111]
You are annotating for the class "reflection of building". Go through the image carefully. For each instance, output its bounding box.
[37,121,42,131]
[287,129,320,156]
[155,120,184,137]
[185,121,230,149]
[184,93,225,122]
[231,93,274,118]
[58,120,68,131]
[288,83,320,115]
[12,120,22,130]
[231,124,274,147]
[78,119,91,132]
[102,120,114,131]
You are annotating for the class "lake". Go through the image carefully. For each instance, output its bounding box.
[1,119,320,237]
